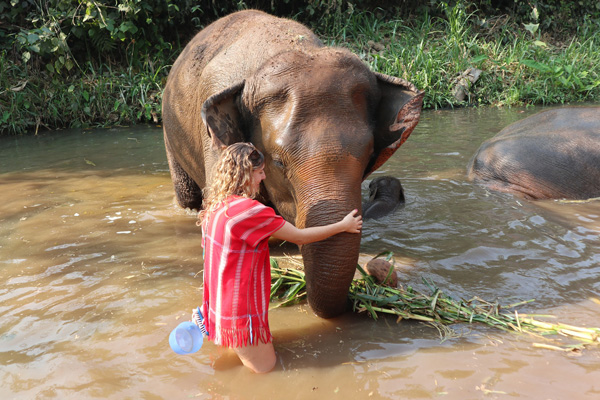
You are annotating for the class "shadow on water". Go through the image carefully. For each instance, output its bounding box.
[1,108,600,399]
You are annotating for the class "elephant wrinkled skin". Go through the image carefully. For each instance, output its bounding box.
[162,10,424,318]
[467,107,600,200]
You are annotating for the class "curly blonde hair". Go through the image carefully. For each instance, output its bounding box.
[197,142,265,225]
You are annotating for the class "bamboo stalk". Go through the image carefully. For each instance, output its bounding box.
[269,260,600,351]
[532,343,579,352]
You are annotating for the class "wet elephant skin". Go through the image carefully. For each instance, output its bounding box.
[467,106,600,200]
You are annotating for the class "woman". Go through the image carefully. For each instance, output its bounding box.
[198,142,362,373]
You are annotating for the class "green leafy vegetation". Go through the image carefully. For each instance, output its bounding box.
[0,50,165,134]
[270,257,600,351]
[1,1,599,134]
[320,2,600,109]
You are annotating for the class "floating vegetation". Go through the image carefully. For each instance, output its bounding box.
[270,257,600,352]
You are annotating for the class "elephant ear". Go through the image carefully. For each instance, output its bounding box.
[364,73,425,179]
[201,81,247,150]
[368,179,378,202]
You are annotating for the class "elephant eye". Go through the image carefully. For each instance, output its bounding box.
[273,159,285,169]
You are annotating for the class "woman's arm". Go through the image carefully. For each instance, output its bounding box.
[271,209,362,245]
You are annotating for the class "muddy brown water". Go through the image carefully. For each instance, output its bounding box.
[1,106,599,399]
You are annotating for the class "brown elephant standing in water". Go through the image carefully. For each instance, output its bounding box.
[162,10,424,318]
[467,107,600,200]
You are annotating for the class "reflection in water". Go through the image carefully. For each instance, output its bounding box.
[1,111,599,399]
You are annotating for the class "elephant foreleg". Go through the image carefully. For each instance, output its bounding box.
[165,142,204,210]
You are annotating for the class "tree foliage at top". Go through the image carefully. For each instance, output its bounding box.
[1,0,206,74]
[2,1,598,76]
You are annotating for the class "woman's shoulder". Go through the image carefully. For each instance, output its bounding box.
[225,196,268,215]
[226,195,259,207]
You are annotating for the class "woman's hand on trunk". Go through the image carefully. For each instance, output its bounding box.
[341,209,362,233]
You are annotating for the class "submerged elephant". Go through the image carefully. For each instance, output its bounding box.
[467,107,600,200]
[162,10,424,318]
[363,176,405,219]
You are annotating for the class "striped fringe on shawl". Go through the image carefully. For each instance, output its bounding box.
[213,326,273,348]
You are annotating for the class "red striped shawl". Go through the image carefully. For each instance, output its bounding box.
[201,196,285,348]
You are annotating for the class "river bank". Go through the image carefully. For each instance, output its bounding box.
[1,4,599,135]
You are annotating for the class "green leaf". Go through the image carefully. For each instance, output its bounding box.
[119,21,138,34]
[521,59,552,73]
[82,90,90,102]
[72,26,84,38]
[27,33,39,44]
[106,19,115,32]
[582,81,600,91]
[471,55,488,64]
[46,62,54,73]
[523,23,539,36]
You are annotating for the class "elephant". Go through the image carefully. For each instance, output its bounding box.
[162,10,424,318]
[467,106,600,200]
[363,176,405,219]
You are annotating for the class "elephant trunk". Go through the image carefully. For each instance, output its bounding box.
[301,232,361,318]
[297,192,362,318]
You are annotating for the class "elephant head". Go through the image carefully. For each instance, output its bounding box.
[363,176,406,219]
[199,48,423,317]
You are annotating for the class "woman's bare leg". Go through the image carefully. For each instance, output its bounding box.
[233,340,276,373]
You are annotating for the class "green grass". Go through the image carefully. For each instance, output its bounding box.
[318,6,600,109]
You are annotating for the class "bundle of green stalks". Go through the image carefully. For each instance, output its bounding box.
[270,258,600,352]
